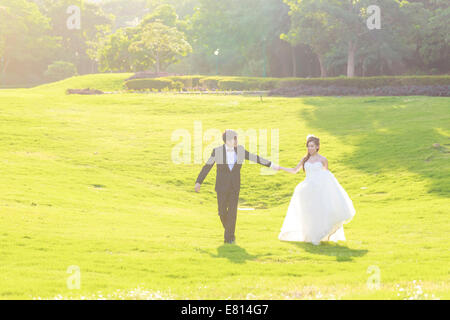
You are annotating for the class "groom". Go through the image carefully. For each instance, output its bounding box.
[194,130,279,244]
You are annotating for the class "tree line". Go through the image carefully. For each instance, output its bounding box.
[0,0,448,85]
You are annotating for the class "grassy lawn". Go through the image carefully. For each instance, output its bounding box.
[0,74,448,299]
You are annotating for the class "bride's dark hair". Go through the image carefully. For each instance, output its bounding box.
[302,135,320,172]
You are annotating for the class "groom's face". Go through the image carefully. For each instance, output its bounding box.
[226,136,238,147]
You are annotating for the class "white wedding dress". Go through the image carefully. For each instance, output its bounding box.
[278,161,356,244]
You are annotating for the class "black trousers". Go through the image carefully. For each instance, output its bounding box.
[216,189,240,242]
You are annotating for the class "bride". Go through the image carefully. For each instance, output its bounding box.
[278,135,356,245]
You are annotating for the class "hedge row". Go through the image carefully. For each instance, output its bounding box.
[125,75,450,92]
[268,85,450,97]
[125,78,184,91]
[278,75,450,89]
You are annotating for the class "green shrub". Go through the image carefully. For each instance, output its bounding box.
[218,80,246,91]
[171,81,184,91]
[259,79,280,90]
[44,61,77,82]
[278,76,450,89]
[199,77,222,90]
[190,76,203,88]
[217,77,278,90]
[125,75,450,92]
[167,77,190,88]
[167,76,203,89]
[125,79,174,91]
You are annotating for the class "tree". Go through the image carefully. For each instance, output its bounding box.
[129,21,192,73]
[281,0,339,77]
[284,0,416,77]
[190,0,290,76]
[146,0,200,19]
[97,27,136,72]
[36,0,113,74]
[141,3,178,27]
[401,0,450,74]
[0,0,59,83]
[101,0,149,30]
[97,5,192,73]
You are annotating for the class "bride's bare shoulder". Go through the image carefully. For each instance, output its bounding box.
[318,154,329,168]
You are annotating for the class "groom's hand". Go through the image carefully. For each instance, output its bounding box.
[195,183,201,193]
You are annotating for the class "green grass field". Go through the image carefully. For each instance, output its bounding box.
[0,74,448,299]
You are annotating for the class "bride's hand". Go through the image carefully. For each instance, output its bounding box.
[279,166,295,174]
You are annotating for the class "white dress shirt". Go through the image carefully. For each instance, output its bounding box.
[226,147,237,171]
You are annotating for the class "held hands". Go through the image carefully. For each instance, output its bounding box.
[277,165,292,173]
[270,162,280,171]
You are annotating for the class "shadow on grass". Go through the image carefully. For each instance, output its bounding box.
[197,244,265,264]
[301,97,450,198]
[289,241,368,262]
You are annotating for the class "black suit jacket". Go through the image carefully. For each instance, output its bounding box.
[195,144,272,193]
